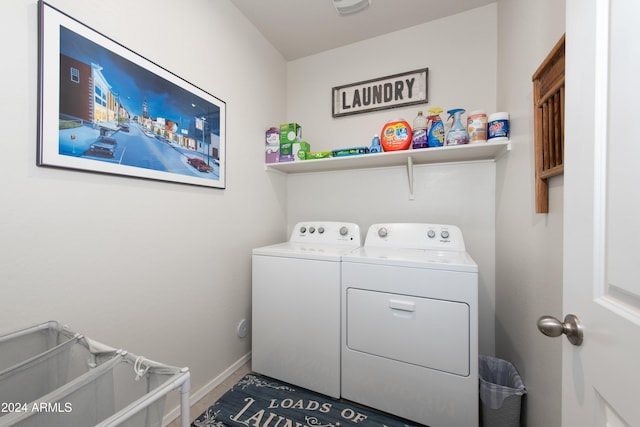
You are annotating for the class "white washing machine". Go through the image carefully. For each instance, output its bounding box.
[252,221,361,398]
[341,223,478,427]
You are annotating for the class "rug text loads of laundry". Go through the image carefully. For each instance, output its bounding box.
[231,397,371,426]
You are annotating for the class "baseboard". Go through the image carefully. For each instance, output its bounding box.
[163,352,252,426]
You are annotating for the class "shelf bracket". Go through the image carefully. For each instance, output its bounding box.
[407,155,415,200]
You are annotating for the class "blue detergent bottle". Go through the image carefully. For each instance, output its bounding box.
[370,134,381,153]
[427,107,445,147]
[445,108,469,146]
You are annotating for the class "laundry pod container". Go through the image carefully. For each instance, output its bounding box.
[380,119,412,151]
[479,355,527,427]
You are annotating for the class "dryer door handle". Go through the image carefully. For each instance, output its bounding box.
[389,299,415,312]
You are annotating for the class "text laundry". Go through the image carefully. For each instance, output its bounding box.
[341,78,416,110]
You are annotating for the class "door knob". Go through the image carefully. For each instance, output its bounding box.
[537,314,584,346]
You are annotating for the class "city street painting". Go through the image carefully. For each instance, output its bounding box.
[37,1,226,189]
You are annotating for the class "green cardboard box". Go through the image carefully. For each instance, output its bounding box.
[279,123,302,162]
[293,141,310,161]
[306,151,332,160]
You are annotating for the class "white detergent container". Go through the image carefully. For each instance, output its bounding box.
[341,223,479,427]
[252,221,361,398]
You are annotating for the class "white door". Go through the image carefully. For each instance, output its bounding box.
[561,0,640,425]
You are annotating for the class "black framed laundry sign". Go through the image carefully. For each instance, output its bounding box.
[332,68,428,117]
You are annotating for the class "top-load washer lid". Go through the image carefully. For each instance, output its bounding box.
[252,221,361,261]
[341,223,477,272]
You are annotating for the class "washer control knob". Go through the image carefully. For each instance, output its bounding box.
[318,227,325,234]
[299,226,307,234]
[427,230,436,238]
[309,227,316,234]
[378,227,388,238]
[339,226,349,236]
[441,230,450,239]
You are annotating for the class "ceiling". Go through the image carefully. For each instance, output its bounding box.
[228,0,496,61]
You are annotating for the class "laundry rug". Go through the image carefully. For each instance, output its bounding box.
[192,373,422,427]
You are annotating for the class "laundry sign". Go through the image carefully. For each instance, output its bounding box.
[332,68,428,117]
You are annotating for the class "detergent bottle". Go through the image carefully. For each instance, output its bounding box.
[426,107,445,147]
[412,111,428,149]
[445,108,469,146]
[370,134,381,153]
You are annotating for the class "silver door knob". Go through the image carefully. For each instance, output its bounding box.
[537,314,584,346]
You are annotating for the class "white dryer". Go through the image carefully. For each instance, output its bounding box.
[252,221,361,398]
[341,223,478,427]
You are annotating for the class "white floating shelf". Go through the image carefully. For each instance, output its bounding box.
[265,140,511,174]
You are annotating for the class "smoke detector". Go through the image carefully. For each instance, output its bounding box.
[332,0,371,16]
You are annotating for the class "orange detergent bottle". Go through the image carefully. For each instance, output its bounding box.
[380,119,412,151]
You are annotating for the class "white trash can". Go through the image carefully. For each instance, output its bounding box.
[479,355,527,427]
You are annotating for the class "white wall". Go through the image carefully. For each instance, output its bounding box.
[495,1,565,426]
[0,0,287,416]
[285,4,498,356]
[287,4,498,153]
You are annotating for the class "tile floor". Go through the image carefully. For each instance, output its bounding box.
[166,361,252,427]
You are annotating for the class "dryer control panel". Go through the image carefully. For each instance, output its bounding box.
[289,221,361,245]
[364,223,466,251]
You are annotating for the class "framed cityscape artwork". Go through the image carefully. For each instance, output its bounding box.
[37,1,226,188]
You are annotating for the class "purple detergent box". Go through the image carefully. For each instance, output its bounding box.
[265,127,279,163]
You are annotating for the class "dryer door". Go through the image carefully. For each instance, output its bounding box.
[346,288,470,376]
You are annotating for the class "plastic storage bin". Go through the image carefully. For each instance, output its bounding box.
[479,355,527,427]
